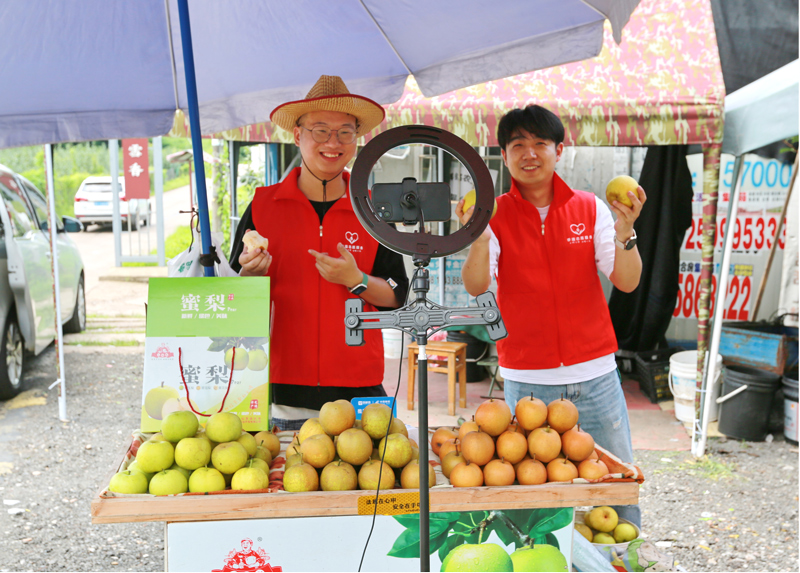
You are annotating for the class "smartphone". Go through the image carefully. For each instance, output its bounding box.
[372,178,451,224]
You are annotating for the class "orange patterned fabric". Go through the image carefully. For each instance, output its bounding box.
[173,0,724,149]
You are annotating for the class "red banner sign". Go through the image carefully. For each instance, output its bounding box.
[122,138,150,199]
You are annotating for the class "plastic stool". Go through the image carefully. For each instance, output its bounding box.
[477,356,503,399]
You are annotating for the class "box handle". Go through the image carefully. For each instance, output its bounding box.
[179,346,235,416]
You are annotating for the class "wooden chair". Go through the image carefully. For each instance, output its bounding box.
[407,340,467,416]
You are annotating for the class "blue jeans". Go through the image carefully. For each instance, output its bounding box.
[504,369,641,528]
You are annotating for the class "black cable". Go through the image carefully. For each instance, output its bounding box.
[358,266,421,571]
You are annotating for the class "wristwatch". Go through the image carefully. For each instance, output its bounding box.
[349,272,369,296]
[614,230,638,251]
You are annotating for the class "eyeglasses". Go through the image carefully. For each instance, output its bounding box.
[300,125,357,144]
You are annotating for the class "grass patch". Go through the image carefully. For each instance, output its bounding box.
[121,225,195,267]
[677,455,736,480]
[66,340,142,347]
[164,173,190,192]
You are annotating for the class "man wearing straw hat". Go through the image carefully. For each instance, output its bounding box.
[230,76,409,431]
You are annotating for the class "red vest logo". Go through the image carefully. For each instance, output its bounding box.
[212,538,282,572]
[345,231,359,244]
[570,223,586,235]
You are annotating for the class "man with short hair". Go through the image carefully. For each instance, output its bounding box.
[459,105,645,526]
[230,76,408,431]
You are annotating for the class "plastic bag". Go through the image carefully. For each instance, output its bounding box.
[167,226,237,277]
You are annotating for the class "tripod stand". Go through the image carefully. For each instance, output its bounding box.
[346,253,506,571]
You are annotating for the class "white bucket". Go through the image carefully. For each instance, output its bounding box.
[383,329,404,359]
[669,351,723,424]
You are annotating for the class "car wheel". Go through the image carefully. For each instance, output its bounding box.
[0,314,25,400]
[64,275,87,334]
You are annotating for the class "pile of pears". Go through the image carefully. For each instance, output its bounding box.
[436,395,608,487]
[108,410,281,495]
[283,400,431,493]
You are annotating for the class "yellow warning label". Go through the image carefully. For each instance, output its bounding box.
[357,492,423,516]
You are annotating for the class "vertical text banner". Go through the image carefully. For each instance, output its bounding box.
[122,138,150,199]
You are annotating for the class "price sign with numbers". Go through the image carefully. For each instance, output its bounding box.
[673,261,754,321]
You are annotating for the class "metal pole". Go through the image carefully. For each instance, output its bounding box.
[417,336,430,572]
[109,140,122,267]
[176,0,214,276]
[44,144,67,422]
[229,140,239,239]
[154,137,166,266]
[694,155,743,457]
[438,148,446,305]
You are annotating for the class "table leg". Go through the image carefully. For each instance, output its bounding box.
[407,351,416,411]
[459,351,467,408]
[447,353,456,416]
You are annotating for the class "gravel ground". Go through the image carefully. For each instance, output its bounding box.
[1,345,798,572]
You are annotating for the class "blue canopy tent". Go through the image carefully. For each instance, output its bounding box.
[0,0,640,421]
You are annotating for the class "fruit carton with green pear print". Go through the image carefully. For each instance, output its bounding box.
[140,278,271,433]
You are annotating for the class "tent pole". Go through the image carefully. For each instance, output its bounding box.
[110,140,122,267]
[694,142,722,445]
[693,155,743,457]
[752,154,798,318]
[176,0,214,276]
[154,136,166,267]
[44,144,68,422]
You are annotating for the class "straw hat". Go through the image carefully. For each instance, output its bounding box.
[270,75,385,137]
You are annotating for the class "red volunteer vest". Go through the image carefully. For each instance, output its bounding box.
[250,168,383,387]
[491,174,618,369]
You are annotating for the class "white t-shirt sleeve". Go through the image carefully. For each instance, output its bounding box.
[594,196,616,279]
[488,225,500,279]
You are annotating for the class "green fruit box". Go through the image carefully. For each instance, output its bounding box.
[140,277,271,433]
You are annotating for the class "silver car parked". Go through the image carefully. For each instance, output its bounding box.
[0,164,86,399]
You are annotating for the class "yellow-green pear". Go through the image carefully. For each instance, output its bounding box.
[108,470,148,494]
[236,432,257,457]
[149,469,188,495]
[135,440,174,473]
[188,467,226,493]
[211,442,248,474]
[205,412,243,443]
[174,437,212,470]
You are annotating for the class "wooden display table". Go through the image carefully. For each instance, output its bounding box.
[92,435,641,571]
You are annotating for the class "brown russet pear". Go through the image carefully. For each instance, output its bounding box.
[515,394,548,430]
[461,431,495,466]
[587,449,599,460]
[483,458,516,486]
[430,427,458,456]
[253,431,281,459]
[449,460,484,487]
[283,461,319,492]
[577,458,609,480]
[336,428,373,466]
[410,445,420,461]
[546,457,579,482]
[400,460,436,489]
[495,430,528,465]
[505,419,526,435]
[527,426,561,463]
[474,399,512,437]
[561,423,595,462]
[441,452,466,478]
[438,438,460,460]
[299,433,336,469]
[298,418,328,443]
[512,453,531,473]
[320,460,358,491]
[358,460,396,490]
[458,418,480,442]
[546,395,579,434]
[319,400,356,436]
[516,457,548,485]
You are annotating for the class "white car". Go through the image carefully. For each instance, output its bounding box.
[73,175,150,229]
[1,163,86,399]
